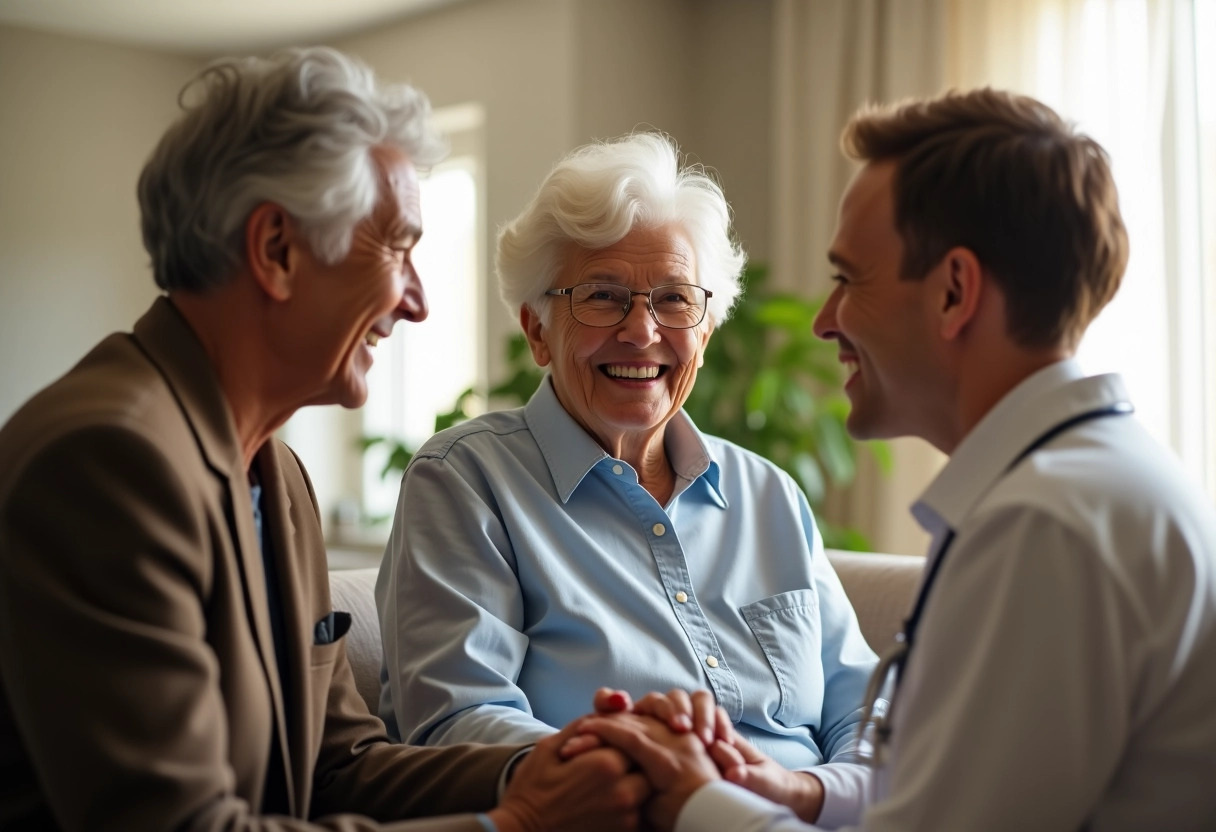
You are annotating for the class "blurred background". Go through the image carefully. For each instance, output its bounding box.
[1,0,1212,560]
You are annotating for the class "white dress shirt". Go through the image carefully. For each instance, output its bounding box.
[677,360,1216,831]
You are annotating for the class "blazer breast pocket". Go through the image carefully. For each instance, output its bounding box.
[740,589,824,729]
[313,610,351,647]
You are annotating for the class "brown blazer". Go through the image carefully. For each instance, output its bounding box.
[0,298,522,831]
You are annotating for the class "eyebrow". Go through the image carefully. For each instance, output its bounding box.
[393,223,422,248]
[827,250,857,272]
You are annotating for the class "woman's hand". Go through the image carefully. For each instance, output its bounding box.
[708,732,826,823]
[563,687,722,758]
[629,688,730,748]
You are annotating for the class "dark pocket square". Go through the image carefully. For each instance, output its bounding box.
[314,611,352,645]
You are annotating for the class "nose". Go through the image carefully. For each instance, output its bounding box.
[617,293,661,346]
[812,284,841,342]
[398,261,428,323]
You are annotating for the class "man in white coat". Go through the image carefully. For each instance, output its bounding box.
[576,87,1216,831]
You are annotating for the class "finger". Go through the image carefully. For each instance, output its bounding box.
[577,717,676,780]
[729,731,768,764]
[633,692,692,732]
[540,715,592,756]
[714,705,737,744]
[593,687,633,714]
[565,744,632,778]
[560,732,604,759]
[663,688,694,733]
[690,690,716,745]
[618,770,654,805]
[707,737,746,773]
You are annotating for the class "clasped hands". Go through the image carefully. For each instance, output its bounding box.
[568,688,827,831]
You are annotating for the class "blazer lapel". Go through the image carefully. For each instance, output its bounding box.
[131,298,296,813]
[253,442,313,809]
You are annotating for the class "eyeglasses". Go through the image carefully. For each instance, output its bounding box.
[544,282,713,329]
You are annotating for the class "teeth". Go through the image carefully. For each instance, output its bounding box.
[606,364,660,379]
[365,333,381,347]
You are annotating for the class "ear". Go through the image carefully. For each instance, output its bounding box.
[696,321,714,368]
[937,247,984,341]
[244,202,297,302]
[520,305,552,367]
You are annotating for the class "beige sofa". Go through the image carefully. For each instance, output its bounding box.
[329,550,926,715]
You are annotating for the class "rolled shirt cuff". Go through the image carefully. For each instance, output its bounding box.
[802,762,870,829]
[677,780,809,832]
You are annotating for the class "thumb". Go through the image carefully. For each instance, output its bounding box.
[593,688,633,714]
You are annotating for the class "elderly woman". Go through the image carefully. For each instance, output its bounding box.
[376,133,878,826]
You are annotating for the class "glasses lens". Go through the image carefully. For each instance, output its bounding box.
[651,284,707,328]
[566,283,708,328]
[570,283,632,326]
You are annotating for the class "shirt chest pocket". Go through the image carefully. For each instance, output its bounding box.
[740,589,824,729]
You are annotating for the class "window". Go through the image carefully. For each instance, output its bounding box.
[361,154,481,519]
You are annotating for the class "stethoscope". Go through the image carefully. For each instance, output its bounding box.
[858,401,1134,767]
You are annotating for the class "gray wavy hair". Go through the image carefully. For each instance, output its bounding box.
[496,133,746,327]
[138,46,446,292]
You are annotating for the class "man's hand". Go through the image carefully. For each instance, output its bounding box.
[709,732,825,823]
[577,712,722,832]
[490,719,650,832]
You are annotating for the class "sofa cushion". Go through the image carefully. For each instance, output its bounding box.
[328,567,384,716]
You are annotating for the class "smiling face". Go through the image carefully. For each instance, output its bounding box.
[813,161,946,441]
[522,224,712,455]
[288,145,428,409]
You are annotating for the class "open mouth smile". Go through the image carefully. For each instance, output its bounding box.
[601,364,666,380]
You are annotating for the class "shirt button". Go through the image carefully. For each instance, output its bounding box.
[675,591,688,603]
[706,655,719,668]
[612,464,623,475]
[652,523,666,536]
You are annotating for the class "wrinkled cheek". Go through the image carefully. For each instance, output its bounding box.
[669,361,700,408]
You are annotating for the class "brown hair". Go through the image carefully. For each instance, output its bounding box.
[841,88,1128,349]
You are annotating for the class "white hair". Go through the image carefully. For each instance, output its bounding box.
[138,46,446,291]
[496,132,746,326]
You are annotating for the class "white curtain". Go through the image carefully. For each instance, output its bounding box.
[771,0,950,555]
[948,0,1214,494]
[771,0,1215,554]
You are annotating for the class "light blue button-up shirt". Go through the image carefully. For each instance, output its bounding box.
[376,378,878,822]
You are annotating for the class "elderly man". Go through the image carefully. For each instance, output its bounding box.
[578,88,1216,831]
[0,47,645,832]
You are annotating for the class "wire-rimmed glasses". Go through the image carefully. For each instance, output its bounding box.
[545,282,713,329]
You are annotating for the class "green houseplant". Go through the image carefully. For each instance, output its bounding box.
[362,264,887,549]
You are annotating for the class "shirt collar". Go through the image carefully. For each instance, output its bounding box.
[523,375,725,506]
[912,359,1131,539]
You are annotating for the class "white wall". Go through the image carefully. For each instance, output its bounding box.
[0,26,200,423]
